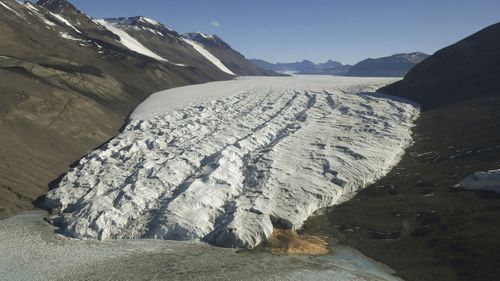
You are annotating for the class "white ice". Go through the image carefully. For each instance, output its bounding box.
[46,76,419,248]
[95,19,168,62]
[182,37,236,75]
[456,169,500,193]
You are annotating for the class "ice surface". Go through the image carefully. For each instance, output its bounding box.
[456,169,500,193]
[182,37,236,75]
[96,19,168,62]
[0,211,401,281]
[46,76,419,248]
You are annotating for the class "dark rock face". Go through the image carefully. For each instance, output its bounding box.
[184,32,279,76]
[0,0,231,218]
[345,52,429,77]
[379,22,500,110]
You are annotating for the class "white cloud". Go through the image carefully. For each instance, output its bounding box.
[210,20,221,28]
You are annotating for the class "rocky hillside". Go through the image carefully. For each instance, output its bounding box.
[345,52,429,77]
[184,32,277,76]
[0,0,271,218]
[250,59,352,75]
[379,23,500,109]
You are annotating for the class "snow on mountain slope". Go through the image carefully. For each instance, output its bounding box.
[181,37,236,75]
[23,2,56,27]
[95,19,168,62]
[0,0,23,17]
[46,76,419,248]
[0,0,14,12]
[50,11,81,33]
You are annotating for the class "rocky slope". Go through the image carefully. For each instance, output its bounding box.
[0,0,271,218]
[250,59,352,75]
[345,52,429,77]
[379,23,500,109]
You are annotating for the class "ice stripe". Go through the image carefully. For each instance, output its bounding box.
[49,12,82,34]
[182,37,236,75]
[96,19,168,62]
[23,3,56,27]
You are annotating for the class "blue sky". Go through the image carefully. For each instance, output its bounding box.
[67,0,499,64]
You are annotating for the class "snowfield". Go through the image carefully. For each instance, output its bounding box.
[46,76,419,248]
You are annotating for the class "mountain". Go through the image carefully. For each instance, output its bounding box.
[250,59,352,75]
[379,23,500,109]
[345,52,429,77]
[184,32,278,76]
[0,0,272,218]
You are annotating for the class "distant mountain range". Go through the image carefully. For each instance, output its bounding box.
[251,52,429,77]
[249,59,351,75]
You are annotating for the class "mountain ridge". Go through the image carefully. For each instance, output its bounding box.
[250,59,351,75]
[379,23,500,109]
[344,52,429,77]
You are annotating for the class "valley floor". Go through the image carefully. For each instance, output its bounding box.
[0,210,400,281]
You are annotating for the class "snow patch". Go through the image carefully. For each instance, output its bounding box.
[0,0,22,17]
[23,2,56,27]
[0,0,14,12]
[59,32,85,42]
[140,16,159,26]
[197,32,214,39]
[49,12,82,34]
[182,37,235,75]
[456,169,500,193]
[95,19,168,62]
[46,77,418,248]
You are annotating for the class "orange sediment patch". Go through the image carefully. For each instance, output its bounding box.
[264,228,331,255]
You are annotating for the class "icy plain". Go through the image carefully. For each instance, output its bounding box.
[0,211,402,281]
[46,76,420,248]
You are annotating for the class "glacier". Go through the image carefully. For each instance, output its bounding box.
[45,76,420,248]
